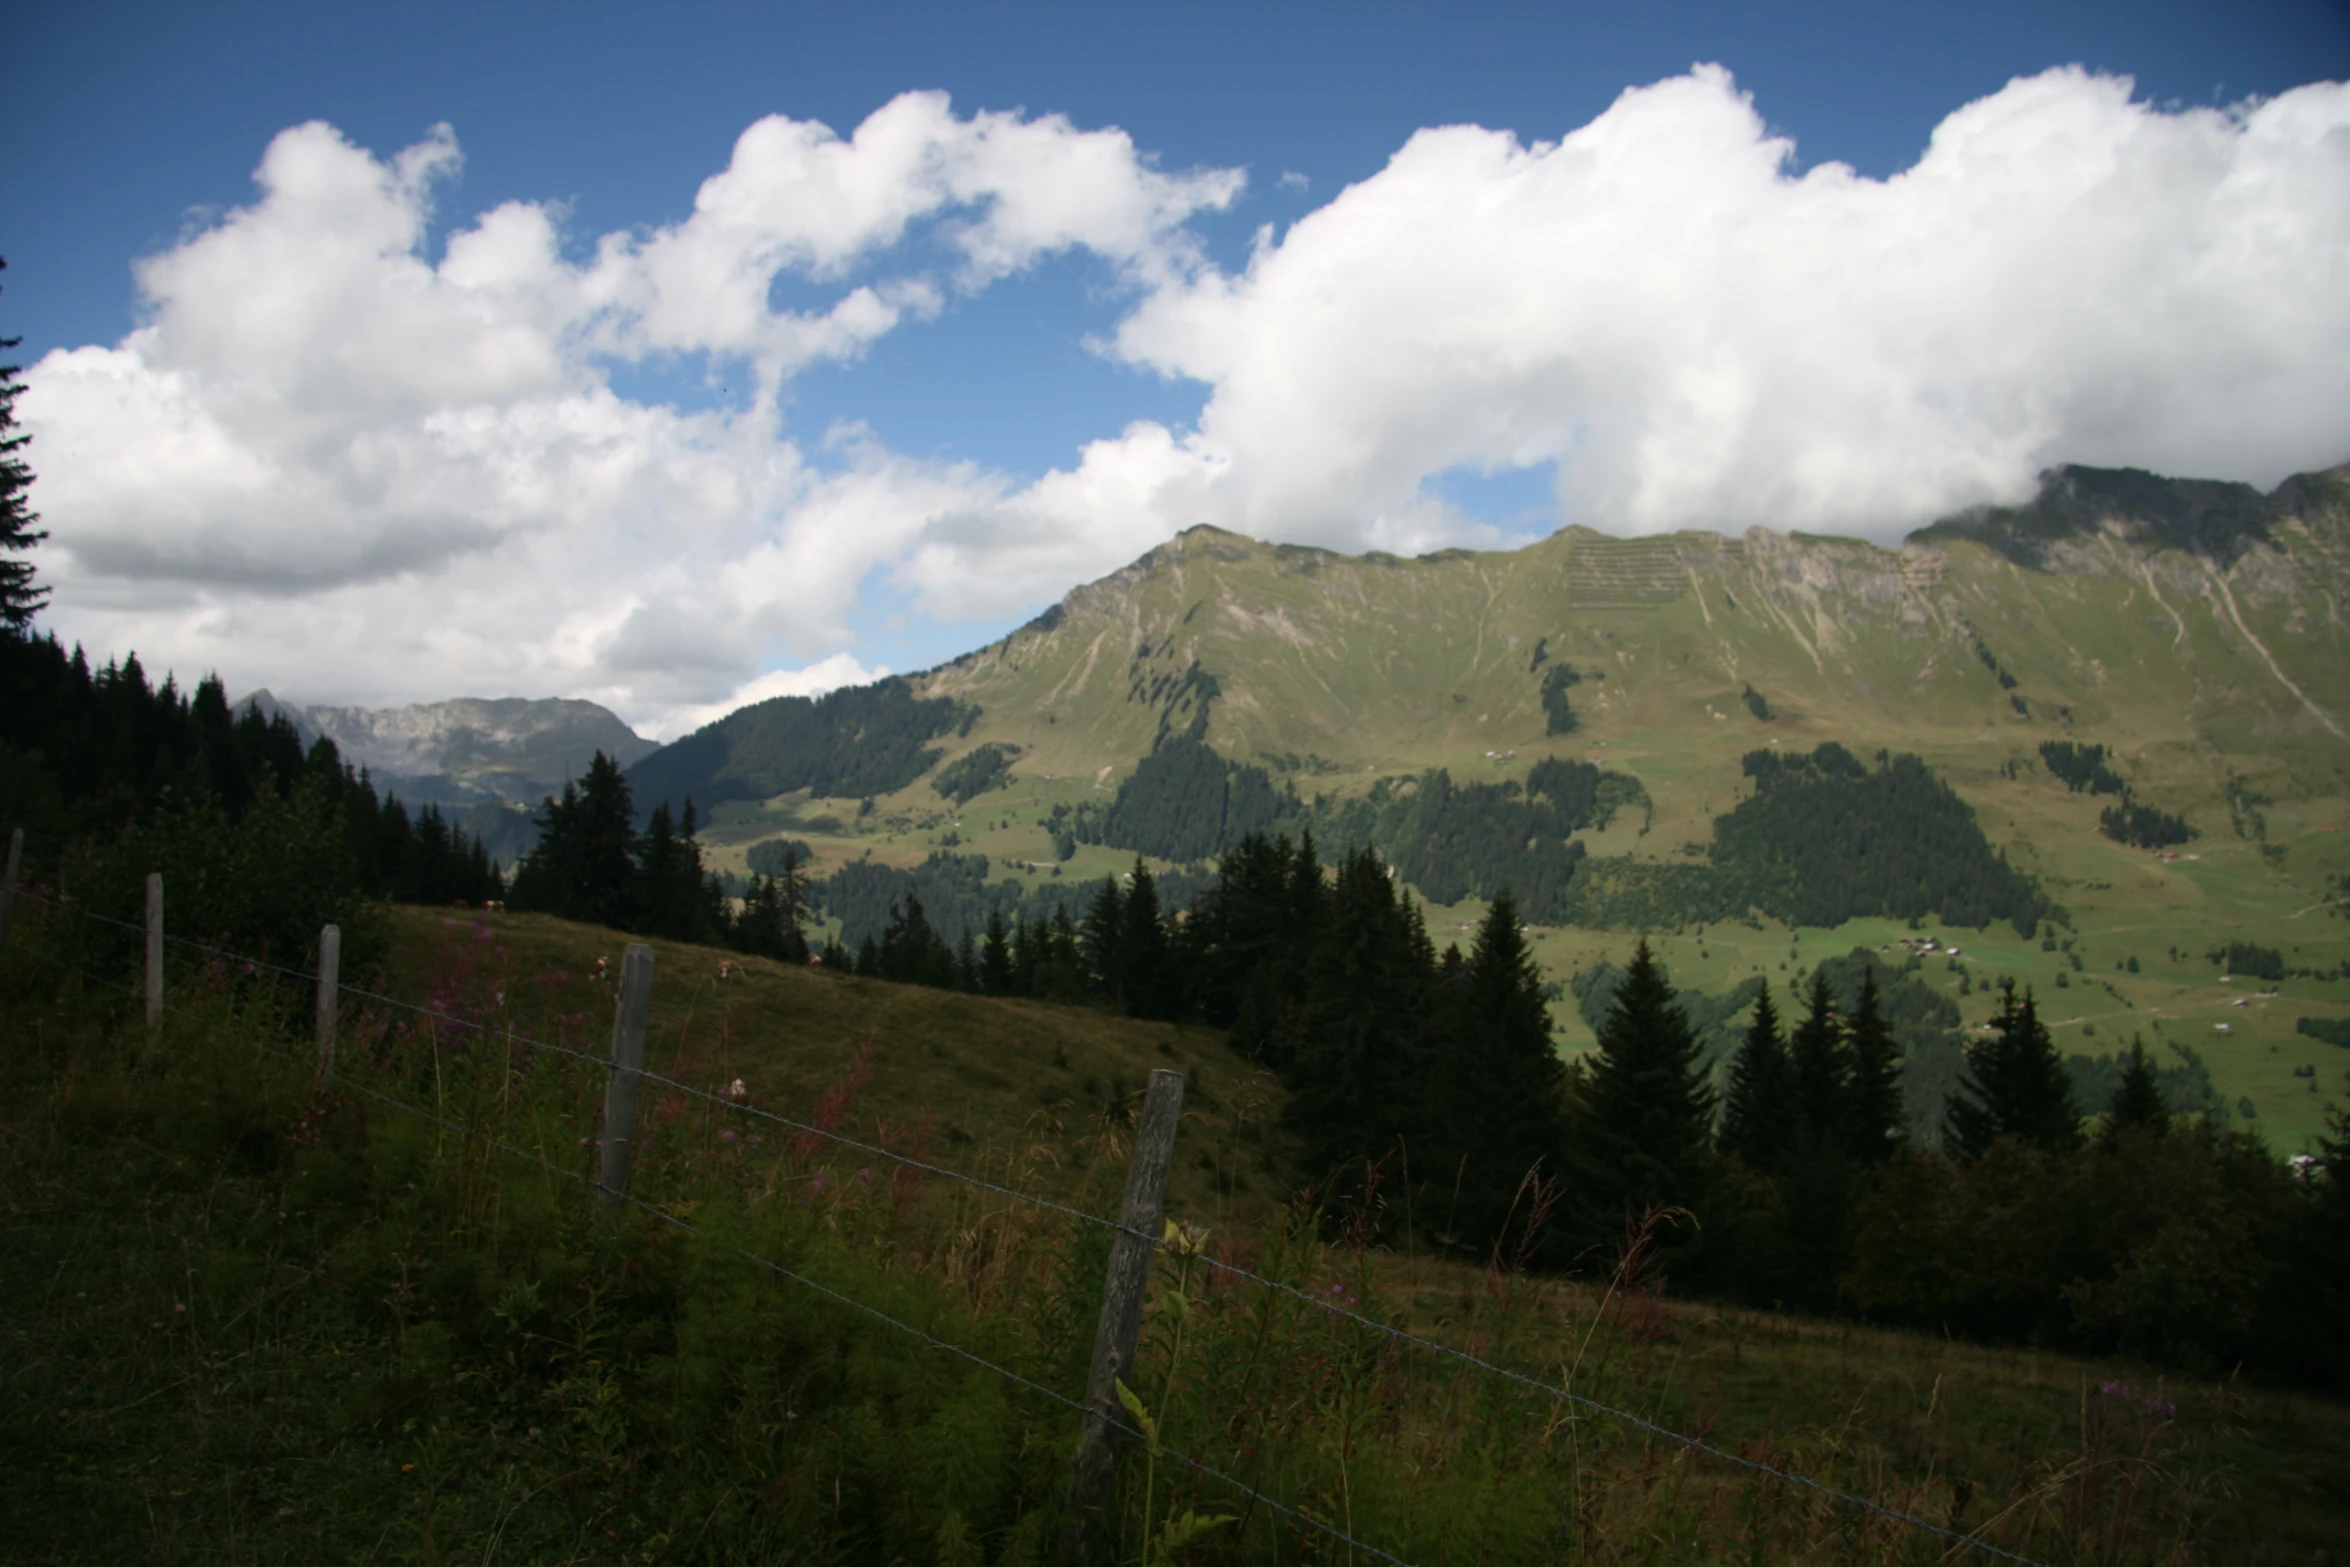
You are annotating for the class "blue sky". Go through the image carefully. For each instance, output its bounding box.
[6,1,2346,734]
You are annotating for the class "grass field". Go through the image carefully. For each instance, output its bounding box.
[6,900,2349,1563]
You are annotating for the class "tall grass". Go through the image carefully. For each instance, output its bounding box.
[2,906,2331,1564]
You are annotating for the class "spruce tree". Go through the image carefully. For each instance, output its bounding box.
[1718,985,1795,1172]
[572,752,642,930]
[771,845,811,962]
[1120,858,1173,1018]
[1426,890,1568,1253]
[879,894,953,987]
[639,803,684,933]
[0,258,49,634]
[1011,913,1043,997]
[732,874,785,958]
[1081,875,1125,1003]
[981,907,1015,995]
[1943,982,2082,1163]
[1279,848,1432,1189]
[1563,939,1716,1255]
[1842,969,1906,1162]
[1787,972,1851,1149]
[509,751,639,929]
[2100,1037,2170,1144]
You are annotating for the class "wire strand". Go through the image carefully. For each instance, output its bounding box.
[319,1063,1419,1567]
[9,943,145,997]
[319,969,1142,1238]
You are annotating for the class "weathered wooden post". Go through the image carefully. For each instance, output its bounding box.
[1061,1067,1185,1565]
[315,923,341,1080]
[145,873,164,1028]
[597,943,655,1207]
[0,826,21,945]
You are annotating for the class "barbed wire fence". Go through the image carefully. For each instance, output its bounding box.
[0,840,2050,1567]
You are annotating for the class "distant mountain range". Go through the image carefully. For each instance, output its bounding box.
[237,692,658,809]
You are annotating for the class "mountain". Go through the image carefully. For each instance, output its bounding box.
[643,459,2350,814]
[239,692,659,808]
[633,460,2350,1151]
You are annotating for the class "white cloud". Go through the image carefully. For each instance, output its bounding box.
[1111,65,2350,542]
[20,67,2350,739]
[20,98,1244,728]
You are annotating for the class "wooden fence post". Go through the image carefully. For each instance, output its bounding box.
[597,943,655,1207]
[1061,1067,1185,1565]
[0,826,21,946]
[145,872,164,1028]
[315,924,341,1080]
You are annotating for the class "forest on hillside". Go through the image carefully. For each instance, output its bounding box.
[1067,735,2048,936]
[625,677,975,818]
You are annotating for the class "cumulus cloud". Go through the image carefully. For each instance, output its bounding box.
[21,96,1243,731]
[1107,64,2350,542]
[20,67,2350,736]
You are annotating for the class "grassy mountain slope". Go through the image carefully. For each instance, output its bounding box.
[651,462,2350,1151]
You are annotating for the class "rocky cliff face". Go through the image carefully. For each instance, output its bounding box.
[238,693,657,805]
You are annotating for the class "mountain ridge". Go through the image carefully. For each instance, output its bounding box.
[238,691,658,807]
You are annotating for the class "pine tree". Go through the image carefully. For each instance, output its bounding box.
[1279,848,1432,1188]
[1189,832,1327,1065]
[769,844,811,962]
[639,803,683,931]
[732,873,784,958]
[0,258,49,635]
[1788,972,1851,1149]
[2100,1037,2169,1144]
[1944,982,2082,1163]
[509,751,639,929]
[1426,890,1568,1253]
[2303,1105,2350,1386]
[1842,969,1905,1163]
[1563,939,1716,1255]
[1081,875,1125,1004]
[878,894,954,987]
[1011,912,1043,997]
[1120,858,1174,1018]
[1718,985,1796,1172]
[980,907,1015,995]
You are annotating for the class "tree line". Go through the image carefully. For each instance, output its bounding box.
[1,636,504,958]
[1515,943,2347,1384]
[756,823,2347,1386]
[503,751,812,962]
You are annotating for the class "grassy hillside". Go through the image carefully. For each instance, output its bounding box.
[378,906,1291,1232]
[653,463,2350,1153]
[7,908,2348,1562]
